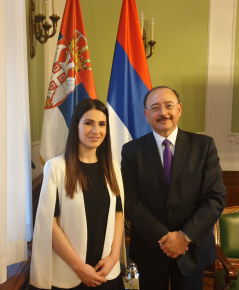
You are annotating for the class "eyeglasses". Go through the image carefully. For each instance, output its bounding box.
[147,103,180,113]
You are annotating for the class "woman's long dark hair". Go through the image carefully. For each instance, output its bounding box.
[64,98,120,198]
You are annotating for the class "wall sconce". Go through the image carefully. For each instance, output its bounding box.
[29,0,60,59]
[140,12,156,59]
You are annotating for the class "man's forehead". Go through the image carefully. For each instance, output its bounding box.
[147,88,177,103]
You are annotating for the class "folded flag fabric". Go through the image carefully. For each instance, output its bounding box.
[40,0,96,165]
[107,0,152,163]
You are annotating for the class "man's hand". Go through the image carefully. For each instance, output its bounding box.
[158,231,189,258]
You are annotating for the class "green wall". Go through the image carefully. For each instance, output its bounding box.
[232,3,239,133]
[81,0,122,103]
[28,0,209,142]
[26,0,45,142]
[81,0,209,132]
[28,47,45,142]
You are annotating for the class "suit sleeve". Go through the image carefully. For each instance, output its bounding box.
[121,145,169,249]
[180,137,226,247]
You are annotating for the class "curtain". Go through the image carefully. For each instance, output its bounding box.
[0,0,32,284]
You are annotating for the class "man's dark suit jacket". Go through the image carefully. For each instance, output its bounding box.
[121,129,226,277]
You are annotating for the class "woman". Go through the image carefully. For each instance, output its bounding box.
[30,99,126,289]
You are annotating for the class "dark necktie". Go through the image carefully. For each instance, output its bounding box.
[162,139,173,184]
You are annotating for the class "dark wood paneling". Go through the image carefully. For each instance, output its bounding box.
[222,171,239,207]
[32,174,43,227]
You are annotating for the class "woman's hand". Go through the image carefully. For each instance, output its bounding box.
[52,219,106,287]
[94,211,123,278]
[94,255,118,278]
[74,263,107,287]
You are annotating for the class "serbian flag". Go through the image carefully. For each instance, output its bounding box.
[40,0,96,165]
[107,0,152,163]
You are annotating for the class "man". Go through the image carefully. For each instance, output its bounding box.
[121,86,226,290]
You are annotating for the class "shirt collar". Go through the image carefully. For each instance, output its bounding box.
[153,127,178,147]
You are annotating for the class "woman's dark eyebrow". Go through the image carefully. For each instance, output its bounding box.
[83,119,106,123]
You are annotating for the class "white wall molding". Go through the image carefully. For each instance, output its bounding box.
[228,132,239,144]
[206,0,239,170]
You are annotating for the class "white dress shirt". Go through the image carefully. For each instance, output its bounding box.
[153,127,178,165]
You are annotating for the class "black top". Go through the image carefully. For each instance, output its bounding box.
[54,161,122,267]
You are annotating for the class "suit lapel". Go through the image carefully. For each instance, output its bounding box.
[143,133,168,188]
[170,129,190,186]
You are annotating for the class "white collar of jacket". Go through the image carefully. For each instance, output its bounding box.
[30,155,126,289]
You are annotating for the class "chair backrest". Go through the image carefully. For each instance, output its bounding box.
[214,205,239,270]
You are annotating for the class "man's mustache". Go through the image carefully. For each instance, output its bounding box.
[157,116,172,122]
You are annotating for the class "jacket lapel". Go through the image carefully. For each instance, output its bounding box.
[170,129,190,186]
[143,132,168,188]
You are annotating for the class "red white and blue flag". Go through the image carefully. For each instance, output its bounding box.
[40,0,96,164]
[107,0,152,163]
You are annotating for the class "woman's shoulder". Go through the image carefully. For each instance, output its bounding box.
[44,155,65,170]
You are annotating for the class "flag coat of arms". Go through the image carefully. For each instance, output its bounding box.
[40,0,96,165]
[107,0,152,163]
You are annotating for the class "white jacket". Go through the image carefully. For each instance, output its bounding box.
[30,155,126,289]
